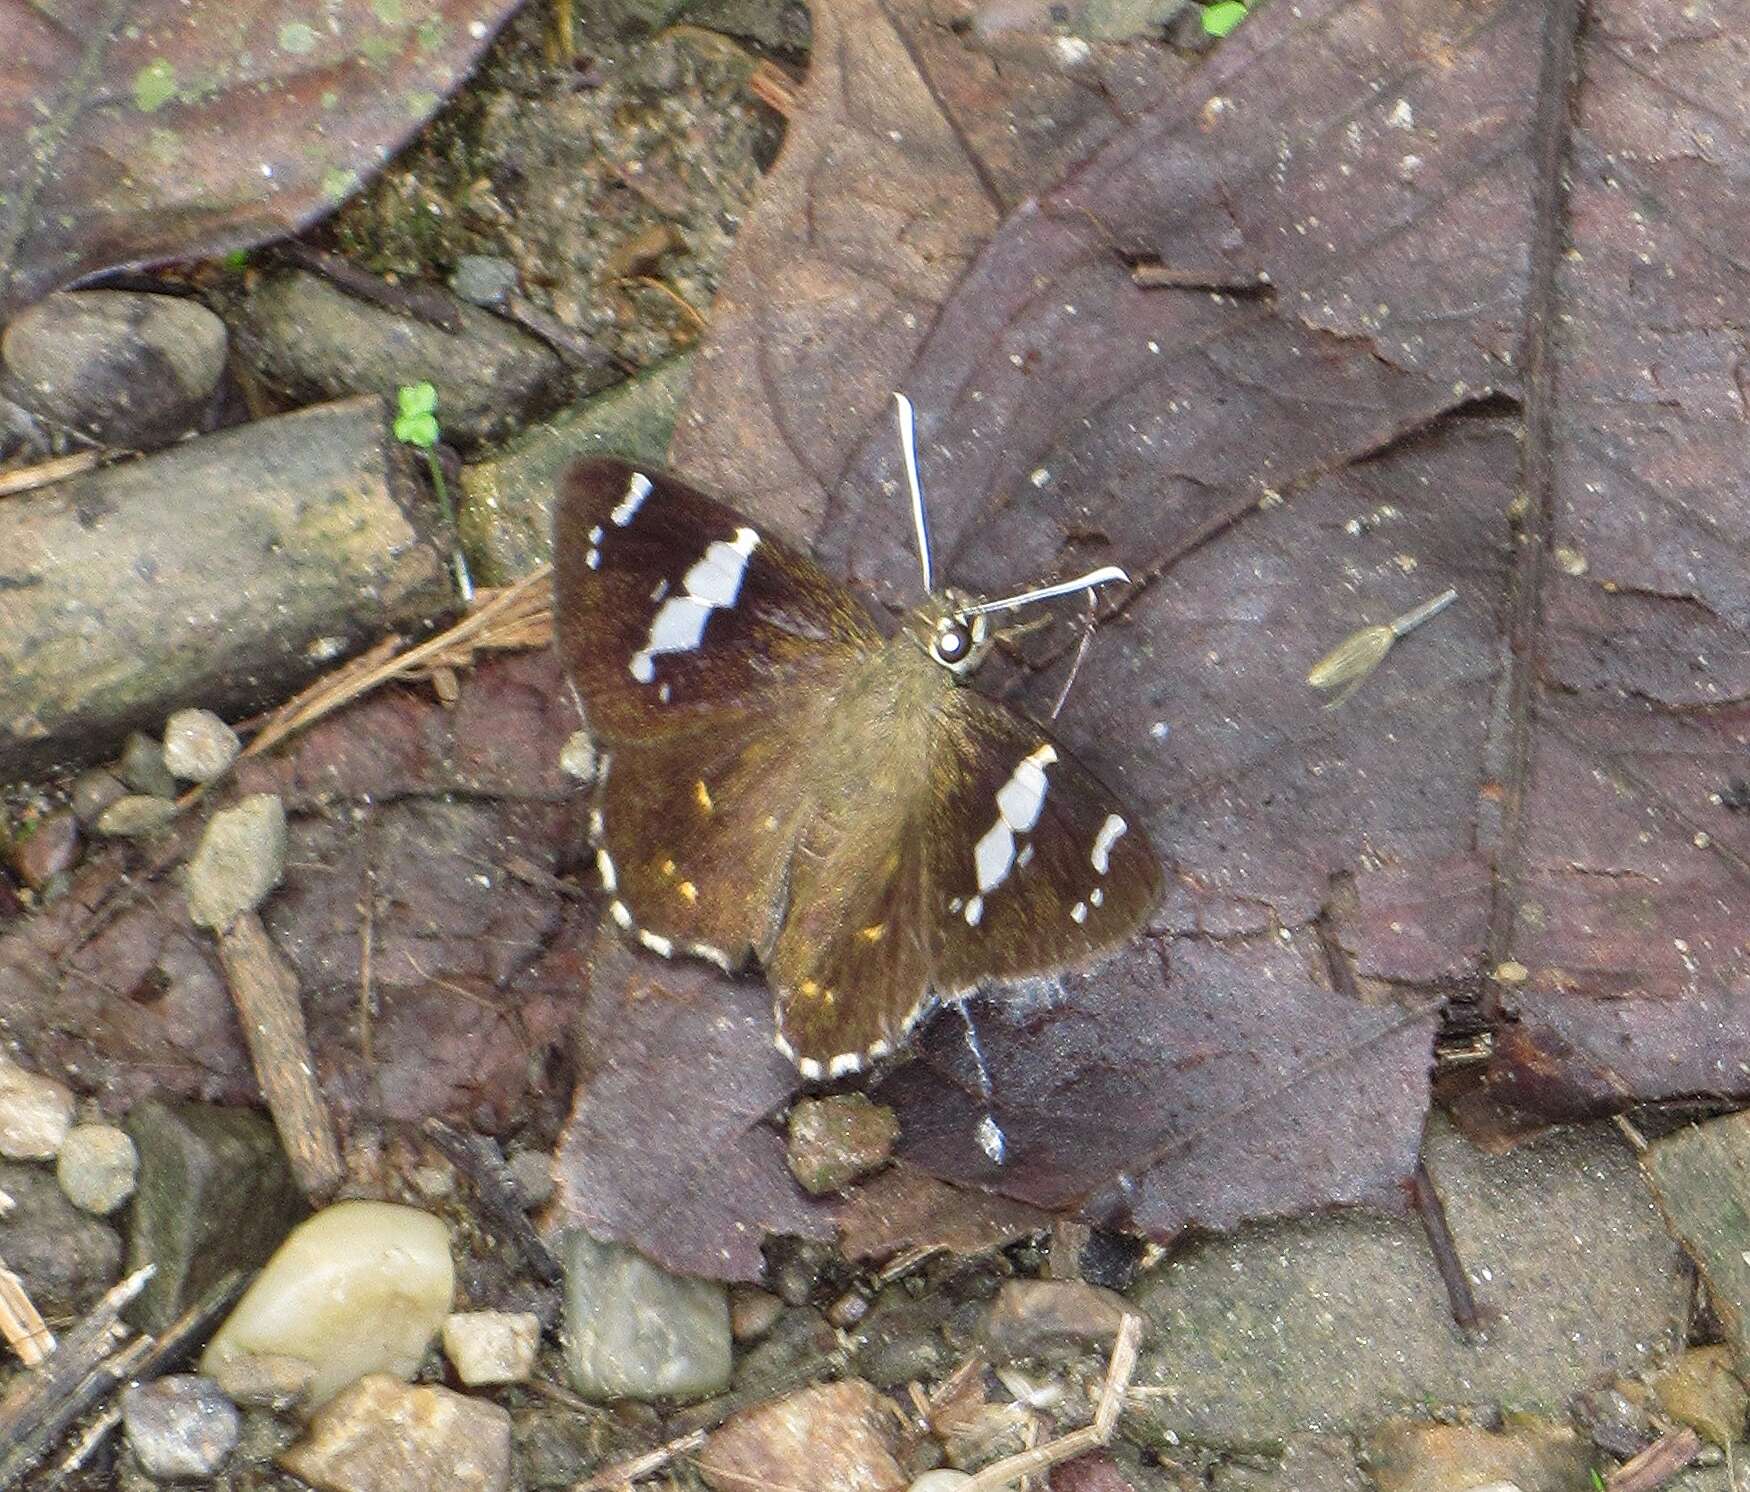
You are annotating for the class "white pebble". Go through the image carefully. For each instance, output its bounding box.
[162,709,242,783]
[201,1201,454,1405]
[442,1310,540,1386]
[0,1060,74,1160]
[910,1474,974,1491]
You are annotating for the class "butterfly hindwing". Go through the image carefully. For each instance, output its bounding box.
[554,459,880,745]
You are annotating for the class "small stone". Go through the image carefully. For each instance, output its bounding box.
[94,795,178,839]
[730,1286,785,1342]
[506,1148,553,1209]
[980,1279,1132,1362]
[186,793,287,930]
[202,1201,454,1405]
[121,1375,241,1479]
[1654,1344,1748,1447]
[56,1123,139,1213]
[119,731,177,798]
[1574,1382,1653,1458]
[126,1099,306,1331]
[786,1094,900,1195]
[278,1374,511,1492]
[699,1380,904,1492]
[2,290,228,448]
[1366,1419,1589,1492]
[0,1159,121,1317]
[442,1310,540,1386]
[162,708,242,783]
[241,270,561,447]
[562,1230,731,1401]
[909,1474,974,1492]
[449,255,520,308]
[70,768,128,826]
[0,1060,74,1160]
[7,809,79,891]
[207,1350,317,1410]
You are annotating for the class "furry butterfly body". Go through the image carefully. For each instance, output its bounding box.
[554,446,1160,1079]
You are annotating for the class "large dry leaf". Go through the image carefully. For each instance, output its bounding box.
[0,0,522,318]
[674,0,1750,1188]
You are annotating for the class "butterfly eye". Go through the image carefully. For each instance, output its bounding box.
[931,621,971,666]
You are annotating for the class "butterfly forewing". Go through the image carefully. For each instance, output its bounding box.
[554,460,879,745]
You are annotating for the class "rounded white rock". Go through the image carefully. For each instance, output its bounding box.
[200,1200,454,1405]
[56,1123,139,1213]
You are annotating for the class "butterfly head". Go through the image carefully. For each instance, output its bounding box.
[911,589,994,677]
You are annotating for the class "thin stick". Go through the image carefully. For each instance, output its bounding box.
[573,1430,707,1491]
[1608,1428,1700,1492]
[358,881,376,1064]
[893,394,935,594]
[1410,1162,1481,1332]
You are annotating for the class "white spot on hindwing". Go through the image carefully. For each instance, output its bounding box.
[1091,814,1127,874]
[596,849,617,892]
[630,527,759,683]
[638,928,675,957]
[611,472,653,526]
[967,745,1058,919]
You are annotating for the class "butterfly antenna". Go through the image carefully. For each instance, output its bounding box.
[960,564,1129,618]
[893,393,936,594]
[1049,591,1099,721]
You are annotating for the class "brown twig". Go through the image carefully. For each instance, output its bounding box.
[1607,1428,1701,1492]
[502,294,616,373]
[615,276,707,335]
[1409,1161,1481,1332]
[422,1120,562,1286]
[216,913,344,1199]
[279,243,465,335]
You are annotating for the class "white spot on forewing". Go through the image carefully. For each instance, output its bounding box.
[964,894,985,926]
[996,745,1057,833]
[596,849,617,892]
[638,928,675,957]
[588,526,603,543]
[1090,887,1104,907]
[969,745,1058,906]
[586,550,601,569]
[1091,814,1127,874]
[974,821,1015,894]
[690,941,733,971]
[629,527,759,683]
[609,899,633,929]
[1071,900,1088,923]
[611,472,653,526]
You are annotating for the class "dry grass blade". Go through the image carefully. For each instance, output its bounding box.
[0,1263,53,1366]
[962,1314,1143,1492]
[573,1430,707,1491]
[0,451,102,499]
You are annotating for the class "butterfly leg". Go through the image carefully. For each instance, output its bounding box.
[953,1001,1010,1167]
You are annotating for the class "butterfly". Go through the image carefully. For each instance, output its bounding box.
[553,396,1162,1080]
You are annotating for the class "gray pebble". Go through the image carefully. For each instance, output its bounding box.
[507,1148,554,1209]
[563,1230,731,1401]
[56,1124,139,1214]
[70,768,128,826]
[162,708,241,783]
[186,794,286,930]
[450,255,520,307]
[7,810,79,891]
[121,1375,241,1479]
[118,732,176,799]
[2,291,228,450]
[93,796,178,839]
